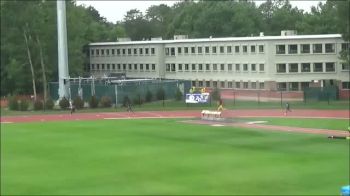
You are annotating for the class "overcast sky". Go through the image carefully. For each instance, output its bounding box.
[75,0,326,24]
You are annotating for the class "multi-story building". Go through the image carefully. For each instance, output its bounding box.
[87,31,349,98]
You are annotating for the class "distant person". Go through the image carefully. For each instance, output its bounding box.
[127,102,134,113]
[284,102,291,116]
[217,99,224,111]
[70,101,76,115]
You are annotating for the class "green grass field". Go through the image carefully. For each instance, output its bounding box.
[1,118,349,195]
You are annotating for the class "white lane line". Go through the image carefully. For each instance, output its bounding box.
[1,121,13,123]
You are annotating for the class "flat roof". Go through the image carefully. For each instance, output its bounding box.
[89,34,342,46]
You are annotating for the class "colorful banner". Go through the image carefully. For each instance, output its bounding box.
[185,93,210,103]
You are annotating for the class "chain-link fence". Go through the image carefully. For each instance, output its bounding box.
[49,79,191,106]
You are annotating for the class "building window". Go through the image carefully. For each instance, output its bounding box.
[301,44,310,53]
[212,46,217,54]
[259,45,264,53]
[277,82,287,91]
[228,82,233,88]
[341,63,350,71]
[243,64,248,71]
[277,64,286,73]
[139,48,143,55]
[220,46,224,53]
[128,64,132,70]
[259,82,264,89]
[145,64,149,71]
[313,63,323,72]
[259,64,264,72]
[191,47,196,54]
[90,49,95,56]
[251,64,256,72]
[116,49,120,55]
[111,49,115,55]
[325,62,335,72]
[313,44,322,53]
[177,47,182,54]
[250,45,256,53]
[213,64,217,71]
[221,81,225,88]
[117,64,121,70]
[134,64,137,70]
[213,81,218,88]
[134,48,137,55]
[289,82,299,91]
[101,49,105,55]
[199,81,203,87]
[205,46,210,54]
[140,64,144,71]
[170,48,175,56]
[122,49,125,55]
[151,48,155,54]
[301,63,311,72]
[242,45,248,53]
[206,81,210,87]
[152,64,155,70]
[301,82,309,90]
[276,45,286,54]
[235,64,240,71]
[96,64,100,70]
[145,48,149,55]
[91,64,94,70]
[325,43,335,53]
[192,81,196,87]
[288,44,298,54]
[184,47,189,54]
[101,64,105,70]
[235,46,240,53]
[228,64,232,71]
[235,82,240,89]
[206,64,210,71]
[171,64,175,71]
[220,64,225,71]
[251,82,256,89]
[243,82,248,89]
[289,63,298,73]
[198,47,202,54]
[112,64,115,70]
[342,82,350,89]
[107,64,110,70]
[198,64,203,71]
[341,43,349,52]
[178,64,183,71]
[227,46,232,53]
[127,48,131,55]
[185,64,189,71]
[191,64,196,71]
[166,64,170,72]
[123,64,126,70]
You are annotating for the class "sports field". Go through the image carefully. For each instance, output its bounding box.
[1,116,349,195]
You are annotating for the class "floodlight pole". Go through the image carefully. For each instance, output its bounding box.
[57,0,70,99]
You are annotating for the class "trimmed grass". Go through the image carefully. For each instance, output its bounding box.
[1,119,349,195]
[241,117,349,131]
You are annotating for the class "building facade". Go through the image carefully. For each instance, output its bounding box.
[87,31,349,95]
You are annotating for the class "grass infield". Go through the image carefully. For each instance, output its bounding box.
[1,118,349,195]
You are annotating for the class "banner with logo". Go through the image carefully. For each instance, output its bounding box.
[185,93,210,103]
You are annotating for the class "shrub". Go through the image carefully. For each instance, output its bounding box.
[33,99,43,111]
[18,99,29,111]
[133,94,143,105]
[59,97,70,109]
[100,96,112,108]
[211,88,221,101]
[45,99,54,110]
[156,88,165,101]
[175,87,183,101]
[122,95,130,107]
[73,96,84,109]
[89,96,98,108]
[8,96,18,110]
[145,90,152,102]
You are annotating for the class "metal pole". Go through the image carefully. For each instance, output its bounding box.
[57,0,69,99]
[115,85,118,110]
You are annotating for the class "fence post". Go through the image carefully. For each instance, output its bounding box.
[114,85,118,111]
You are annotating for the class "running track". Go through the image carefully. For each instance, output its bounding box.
[1,109,348,123]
